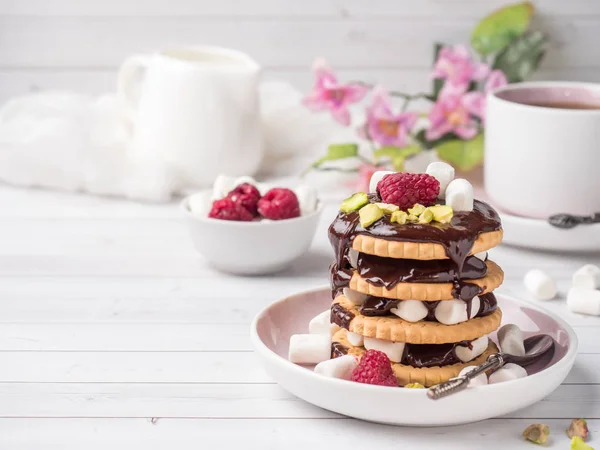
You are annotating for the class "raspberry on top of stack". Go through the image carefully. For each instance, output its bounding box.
[328,163,504,387]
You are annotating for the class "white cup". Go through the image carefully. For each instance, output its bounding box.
[485,82,600,219]
[118,46,264,189]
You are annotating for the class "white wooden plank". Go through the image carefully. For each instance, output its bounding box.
[1,0,598,17]
[0,351,594,384]
[0,417,597,450]
[0,16,593,69]
[0,382,595,419]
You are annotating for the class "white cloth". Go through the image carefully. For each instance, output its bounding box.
[0,82,349,202]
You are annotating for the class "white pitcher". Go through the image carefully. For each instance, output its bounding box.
[118,46,264,188]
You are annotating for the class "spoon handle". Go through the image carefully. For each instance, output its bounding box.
[427,353,506,400]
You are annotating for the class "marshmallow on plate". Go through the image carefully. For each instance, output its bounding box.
[309,310,340,335]
[573,264,600,290]
[458,365,488,387]
[434,297,480,325]
[212,175,237,200]
[391,300,429,322]
[314,354,358,380]
[524,269,557,300]
[343,287,368,306]
[426,162,455,199]
[445,178,474,212]
[295,184,318,215]
[289,334,331,364]
[455,336,488,363]
[474,251,488,262]
[363,337,405,363]
[369,171,395,193]
[567,287,600,316]
[497,324,525,357]
[488,363,527,384]
[347,331,364,347]
[188,191,212,216]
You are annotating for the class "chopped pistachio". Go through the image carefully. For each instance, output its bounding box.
[405,383,425,389]
[340,192,369,213]
[418,209,434,224]
[571,436,594,450]
[407,214,419,223]
[359,203,384,228]
[428,205,454,224]
[390,210,408,225]
[522,424,550,445]
[375,202,400,214]
[408,203,426,216]
[567,419,590,441]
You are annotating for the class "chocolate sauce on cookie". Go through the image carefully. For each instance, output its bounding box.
[402,342,467,368]
[330,303,355,329]
[331,342,349,358]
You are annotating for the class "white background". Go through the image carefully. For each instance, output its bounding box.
[0,0,598,102]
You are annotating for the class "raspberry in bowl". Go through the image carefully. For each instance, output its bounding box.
[182,175,323,275]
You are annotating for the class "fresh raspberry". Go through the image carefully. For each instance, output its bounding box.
[257,188,301,220]
[227,183,261,216]
[208,197,254,221]
[377,173,440,209]
[351,350,398,387]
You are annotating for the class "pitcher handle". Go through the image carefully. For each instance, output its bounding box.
[117,54,151,121]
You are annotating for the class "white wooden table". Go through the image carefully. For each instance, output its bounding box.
[0,185,598,449]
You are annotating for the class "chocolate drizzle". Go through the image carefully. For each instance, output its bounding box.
[328,199,501,303]
[331,342,349,358]
[402,342,470,368]
[330,303,355,329]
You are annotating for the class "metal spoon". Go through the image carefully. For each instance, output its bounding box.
[427,334,554,400]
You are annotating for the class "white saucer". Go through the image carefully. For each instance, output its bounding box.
[251,287,577,426]
[499,210,600,252]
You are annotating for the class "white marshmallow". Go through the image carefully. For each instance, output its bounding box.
[567,287,600,316]
[488,363,527,384]
[573,264,600,290]
[363,337,405,363]
[295,184,318,215]
[347,249,359,268]
[426,162,455,199]
[445,178,474,212]
[346,331,364,347]
[343,287,368,306]
[524,269,557,300]
[314,355,358,380]
[309,310,339,335]
[474,251,488,262]
[188,191,212,216]
[211,174,236,200]
[497,324,525,357]
[288,334,331,364]
[455,336,488,363]
[434,297,480,325]
[369,170,395,193]
[390,300,429,322]
[458,365,488,387]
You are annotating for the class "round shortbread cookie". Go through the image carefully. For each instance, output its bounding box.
[333,295,502,344]
[348,260,504,301]
[333,329,499,387]
[352,229,503,260]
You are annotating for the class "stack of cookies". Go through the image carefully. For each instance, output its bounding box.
[328,166,505,387]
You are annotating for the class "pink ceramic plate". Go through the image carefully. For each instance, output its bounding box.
[251,287,577,426]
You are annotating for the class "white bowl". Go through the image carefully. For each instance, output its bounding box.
[251,287,577,426]
[181,193,323,275]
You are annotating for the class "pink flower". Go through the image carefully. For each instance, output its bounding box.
[363,87,418,147]
[462,70,508,124]
[432,45,490,86]
[302,59,369,126]
[356,163,379,192]
[426,90,479,141]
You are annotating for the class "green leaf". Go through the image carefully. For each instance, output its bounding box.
[312,143,359,168]
[432,42,445,100]
[415,129,458,150]
[492,31,546,82]
[471,1,534,55]
[435,134,485,171]
[374,145,421,171]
